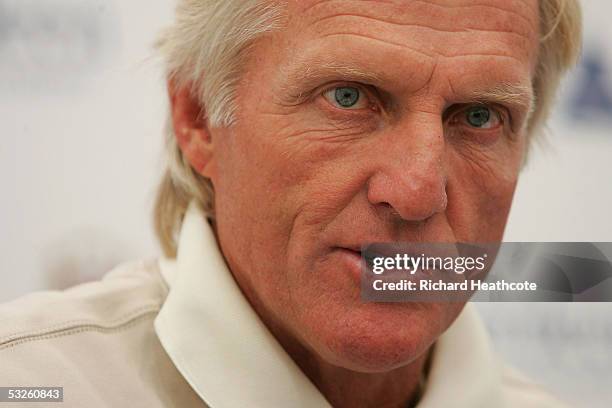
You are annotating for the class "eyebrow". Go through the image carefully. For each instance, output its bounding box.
[279,60,383,100]
[466,82,535,122]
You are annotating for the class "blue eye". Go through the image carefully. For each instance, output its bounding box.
[334,87,360,107]
[465,106,500,129]
[466,106,490,127]
[323,86,369,110]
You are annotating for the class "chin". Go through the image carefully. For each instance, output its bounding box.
[304,302,460,373]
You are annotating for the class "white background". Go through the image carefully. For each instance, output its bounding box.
[1,1,611,406]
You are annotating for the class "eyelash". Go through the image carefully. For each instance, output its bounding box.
[446,105,506,131]
[319,83,378,112]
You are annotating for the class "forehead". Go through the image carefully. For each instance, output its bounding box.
[268,0,540,94]
[290,0,539,28]
[286,0,539,47]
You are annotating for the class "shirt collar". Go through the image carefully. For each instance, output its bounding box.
[155,202,503,407]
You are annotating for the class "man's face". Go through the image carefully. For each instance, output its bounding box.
[207,0,539,371]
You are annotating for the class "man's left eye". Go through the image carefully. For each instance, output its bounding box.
[323,86,369,110]
[462,105,502,129]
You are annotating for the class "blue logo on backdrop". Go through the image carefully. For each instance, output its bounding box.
[568,46,612,122]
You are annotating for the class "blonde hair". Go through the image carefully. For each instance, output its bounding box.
[154,0,583,257]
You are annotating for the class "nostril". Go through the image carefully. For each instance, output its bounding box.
[367,167,447,222]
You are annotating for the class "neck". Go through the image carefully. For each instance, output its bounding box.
[300,346,429,408]
[268,319,430,408]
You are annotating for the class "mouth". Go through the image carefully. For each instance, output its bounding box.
[332,245,407,283]
[334,243,453,277]
[332,247,366,284]
[340,245,406,266]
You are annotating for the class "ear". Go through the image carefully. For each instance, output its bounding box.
[168,80,216,178]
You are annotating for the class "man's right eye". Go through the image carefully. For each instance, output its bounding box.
[323,86,370,110]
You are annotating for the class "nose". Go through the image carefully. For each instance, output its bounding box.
[366,120,447,222]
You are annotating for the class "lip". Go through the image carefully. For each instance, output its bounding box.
[332,246,430,290]
[333,247,365,284]
[332,245,423,284]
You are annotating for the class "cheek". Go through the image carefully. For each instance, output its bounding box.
[446,143,523,241]
[211,125,296,284]
[219,106,370,231]
[211,115,363,285]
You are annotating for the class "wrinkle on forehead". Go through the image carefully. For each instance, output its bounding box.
[290,0,539,41]
[281,0,540,73]
[297,0,537,23]
[302,0,538,31]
